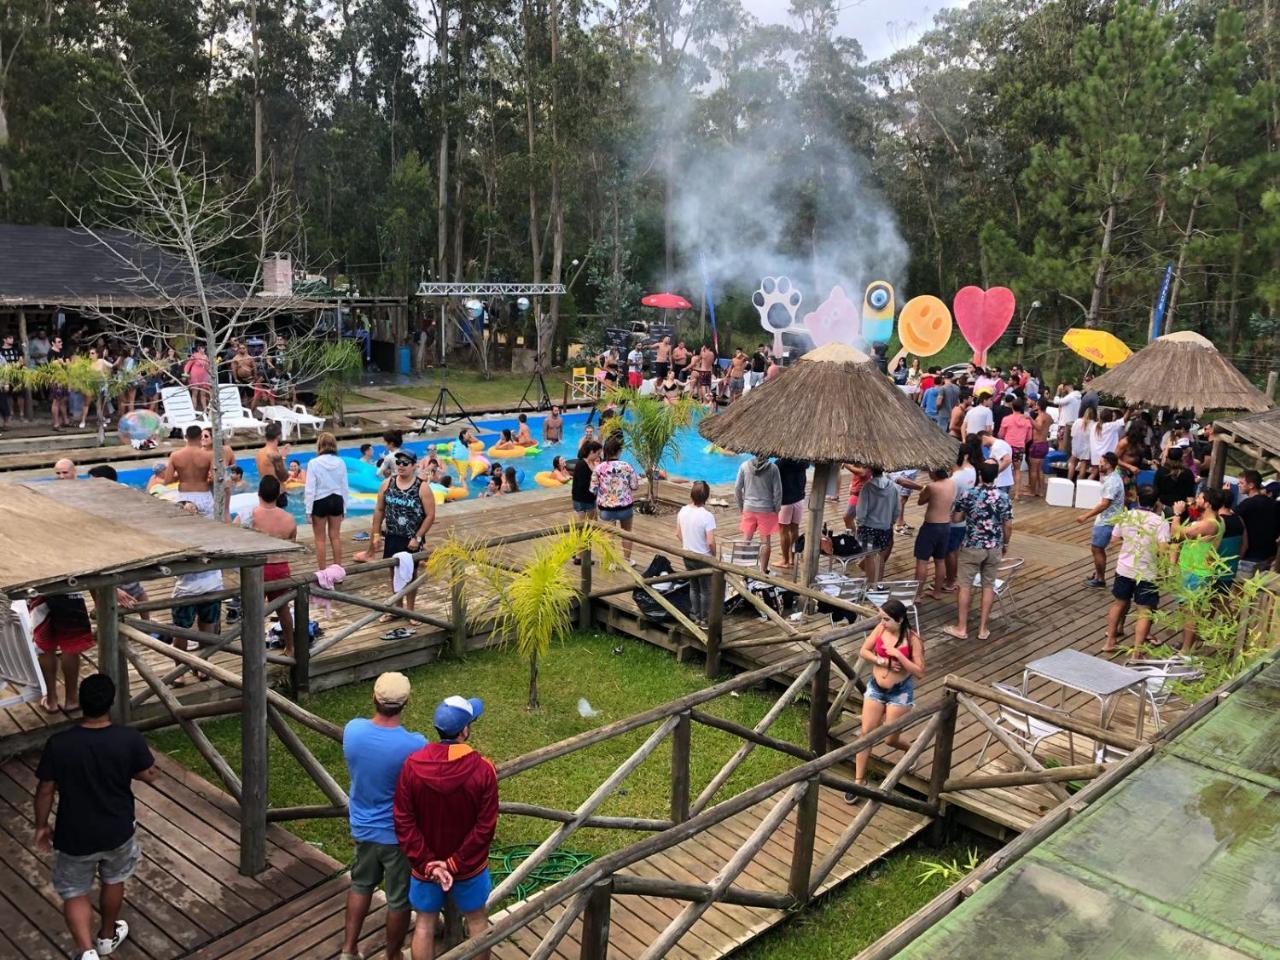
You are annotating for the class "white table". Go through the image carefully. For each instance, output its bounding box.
[1022,649,1148,738]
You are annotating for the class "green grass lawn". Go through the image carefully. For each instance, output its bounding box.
[149,631,807,865]
[389,370,554,411]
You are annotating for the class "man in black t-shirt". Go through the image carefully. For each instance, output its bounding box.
[1237,470,1280,577]
[35,674,156,960]
[775,457,809,569]
[1153,456,1196,515]
[748,344,769,389]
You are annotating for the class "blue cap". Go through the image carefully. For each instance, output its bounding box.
[433,695,485,736]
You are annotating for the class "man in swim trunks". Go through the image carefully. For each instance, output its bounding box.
[910,467,957,600]
[654,337,672,380]
[728,349,747,400]
[542,405,563,445]
[672,340,690,381]
[238,475,299,656]
[164,425,215,518]
[1026,397,1053,499]
[256,421,291,506]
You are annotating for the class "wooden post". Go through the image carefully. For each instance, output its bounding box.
[926,690,959,845]
[670,711,691,824]
[704,570,725,678]
[1207,436,1228,491]
[91,585,128,725]
[579,546,593,630]
[580,879,613,960]
[290,583,310,697]
[17,308,32,416]
[789,644,830,902]
[803,462,833,588]
[239,564,268,877]
[450,560,466,658]
[443,902,464,949]
[1266,369,1277,401]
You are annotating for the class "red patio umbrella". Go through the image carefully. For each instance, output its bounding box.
[641,292,693,310]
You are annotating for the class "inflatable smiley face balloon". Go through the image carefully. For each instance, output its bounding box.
[861,281,895,347]
[897,295,953,357]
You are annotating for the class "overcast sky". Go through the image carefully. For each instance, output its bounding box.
[738,0,971,61]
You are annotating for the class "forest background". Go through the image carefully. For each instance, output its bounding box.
[2,0,1278,378]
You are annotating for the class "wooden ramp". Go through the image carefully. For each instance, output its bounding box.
[182,786,927,960]
[0,752,336,960]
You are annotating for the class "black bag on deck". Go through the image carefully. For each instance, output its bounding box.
[631,555,693,624]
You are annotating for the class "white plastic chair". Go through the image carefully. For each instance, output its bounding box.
[976,681,1077,768]
[0,602,45,709]
[1125,663,1203,730]
[720,539,762,568]
[971,557,1025,622]
[815,575,867,624]
[864,580,922,636]
[159,386,213,434]
[257,403,327,441]
[216,385,267,436]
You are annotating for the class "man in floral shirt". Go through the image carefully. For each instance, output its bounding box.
[943,459,1013,642]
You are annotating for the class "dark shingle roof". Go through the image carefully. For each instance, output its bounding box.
[0,224,250,307]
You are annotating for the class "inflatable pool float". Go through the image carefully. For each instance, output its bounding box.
[488,444,539,458]
[284,479,304,491]
[702,442,733,455]
[467,456,490,479]
[347,458,385,494]
[534,471,569,488]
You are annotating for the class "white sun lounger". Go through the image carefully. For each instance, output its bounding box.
[0,602,46,710]
[159,386,213,434]
[216,385,268,436]
[257,403,327,441]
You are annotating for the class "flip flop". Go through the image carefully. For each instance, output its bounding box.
[378,613,399,624]
[941,625,968,640]
[41,696,59,714]
[977,631,991,642]
[353,532,371,542]
[380,627,418,641]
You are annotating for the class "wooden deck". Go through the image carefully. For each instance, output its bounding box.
[178,785,926,960]
[0,752,336,960]
[2,474,1186,835]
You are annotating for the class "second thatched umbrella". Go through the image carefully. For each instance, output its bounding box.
[700,342,959,585]
[1087,331,1272,415]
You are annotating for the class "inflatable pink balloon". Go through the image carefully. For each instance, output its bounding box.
[953,286,1015,366]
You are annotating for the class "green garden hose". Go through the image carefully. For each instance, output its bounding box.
[489,844,594,900]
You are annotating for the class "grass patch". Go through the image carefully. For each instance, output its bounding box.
[733,838,996,960]
[148,631,806,865]
[389,371,549,411]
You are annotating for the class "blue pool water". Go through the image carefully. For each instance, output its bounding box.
[112,410,750,521]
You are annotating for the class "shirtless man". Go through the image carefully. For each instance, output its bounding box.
[909,467,958,600]
[1026,397,1053,499]
[728,349,748,400]
[237,475,299,656]
[654,337,672,380]
[542,405,563,444]
[255,422,290,501]
[697,345,716,402]
[672,341,691,382]
[949,394,970,441]
[230,341,256,398]
[164,425,215,517]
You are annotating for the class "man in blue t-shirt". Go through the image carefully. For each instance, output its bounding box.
[341,673,427,960]
[921,380,940,419]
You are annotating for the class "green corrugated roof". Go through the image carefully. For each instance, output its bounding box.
[895,657,1280,960]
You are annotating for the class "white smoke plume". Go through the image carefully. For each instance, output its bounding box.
[655,86,910,307]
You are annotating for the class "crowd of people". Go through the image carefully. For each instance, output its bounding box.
[0,327,303,434]
[595,336,781,406]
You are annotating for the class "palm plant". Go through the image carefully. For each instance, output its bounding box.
[428,524,623,709]
[599,388,701,508]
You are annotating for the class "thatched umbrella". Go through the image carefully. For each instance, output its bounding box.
[1087,331,1273,415]
[700,342,959,585]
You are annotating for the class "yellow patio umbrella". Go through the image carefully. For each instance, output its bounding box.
[1062,328,1132,368]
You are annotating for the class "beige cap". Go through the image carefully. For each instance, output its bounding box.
[373,672,411,706]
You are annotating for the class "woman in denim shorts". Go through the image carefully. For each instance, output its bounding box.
[846,599,926,804]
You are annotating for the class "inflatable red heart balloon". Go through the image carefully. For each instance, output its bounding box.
[952,286,1015,366]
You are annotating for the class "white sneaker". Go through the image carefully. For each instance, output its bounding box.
[184,639,200,651]
[78,950,101,960]
[96,920,128,956]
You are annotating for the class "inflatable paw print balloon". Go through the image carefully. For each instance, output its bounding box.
[753,276,803,353]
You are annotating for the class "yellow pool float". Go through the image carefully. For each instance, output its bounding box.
[534,471,570,488]
[488,443,539,458]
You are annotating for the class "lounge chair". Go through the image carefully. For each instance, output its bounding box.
[0,602,45,710]
[159,386,213,435]
[256,402,327,441]
[216,385,268,436]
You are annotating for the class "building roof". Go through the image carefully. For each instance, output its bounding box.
[1215,406,1280,474]
[0,224,250,309]
[0,479,298,594]
[698,341,959,469]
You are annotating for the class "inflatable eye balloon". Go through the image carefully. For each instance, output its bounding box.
[861,281,895,348]
[952,286,1015,366]
[897,296,953,357]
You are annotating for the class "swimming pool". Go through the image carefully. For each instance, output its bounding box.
[113,409,751,521]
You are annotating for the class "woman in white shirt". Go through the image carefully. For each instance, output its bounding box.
[305,432,350,569]
[1068,407,1094,479]
[1088,410,1125,479]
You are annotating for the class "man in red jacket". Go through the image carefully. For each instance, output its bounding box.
[393,696,497,960]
